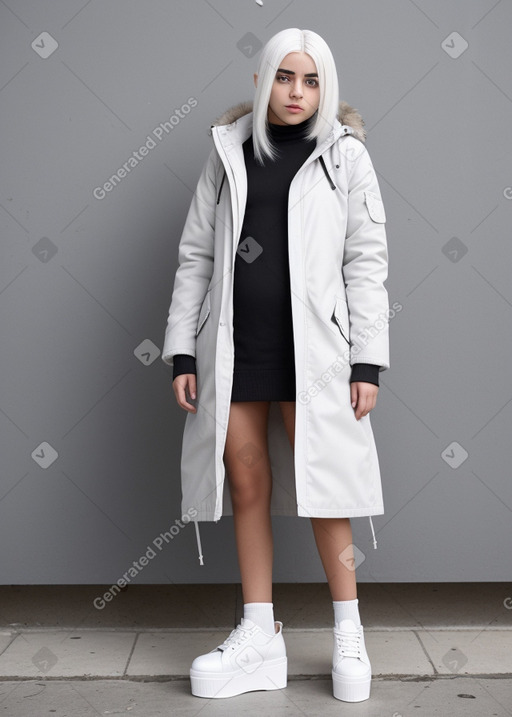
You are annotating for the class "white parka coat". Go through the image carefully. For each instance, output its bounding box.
[162,100,390,565]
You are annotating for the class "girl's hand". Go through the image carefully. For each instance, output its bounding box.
[173,374,197,413]
[350,381,378,420]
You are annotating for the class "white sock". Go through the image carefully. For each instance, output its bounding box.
[333,598,361,628]
[243,602,275,635]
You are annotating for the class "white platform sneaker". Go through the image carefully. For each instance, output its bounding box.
[332,618,372,702]
[190,617,287,698]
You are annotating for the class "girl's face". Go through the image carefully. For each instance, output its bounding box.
[254,52,320,126]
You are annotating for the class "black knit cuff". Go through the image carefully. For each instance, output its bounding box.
[349,363,380,387]
[172,354,197,380]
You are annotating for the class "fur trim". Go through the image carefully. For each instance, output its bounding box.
[210,99,366,142]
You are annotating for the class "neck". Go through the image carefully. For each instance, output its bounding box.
[267,112,316,138]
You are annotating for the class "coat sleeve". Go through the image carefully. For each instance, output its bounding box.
[161,148,218,367]
[343,142,390,372]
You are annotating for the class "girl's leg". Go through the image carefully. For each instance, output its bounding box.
[224,400,273,604]
[191,400,284,698]
[309,518,357,600]
[278,401,357,601]
[279,401,370,704]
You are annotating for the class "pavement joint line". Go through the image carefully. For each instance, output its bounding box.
[0,673,511,683]
[412,628,437,675]
[122,631,140,678]
[2,626,512,633]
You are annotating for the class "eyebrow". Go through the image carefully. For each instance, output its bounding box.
[276,68,318,78]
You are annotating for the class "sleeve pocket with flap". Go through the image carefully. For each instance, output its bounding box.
[332,295,350,345]
[364,190,386,223]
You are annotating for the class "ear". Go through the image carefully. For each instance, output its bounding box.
[253,72,258,88]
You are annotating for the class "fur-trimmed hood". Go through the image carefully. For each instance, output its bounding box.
[210,99,366,143]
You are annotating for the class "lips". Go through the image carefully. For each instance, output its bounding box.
[286,105,303,109]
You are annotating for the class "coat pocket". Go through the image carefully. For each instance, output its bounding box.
[195,289,211,337]
[332,295,350,344]
[364,190,386,223]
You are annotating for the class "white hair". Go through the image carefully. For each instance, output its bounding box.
[252,28,339,166]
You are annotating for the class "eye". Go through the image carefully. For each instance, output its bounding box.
[276,74,289,82]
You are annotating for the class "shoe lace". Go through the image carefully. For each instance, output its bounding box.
[217,623,253,652]
[334,626,362,659]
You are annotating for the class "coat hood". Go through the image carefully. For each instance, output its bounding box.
[210,99,367,143]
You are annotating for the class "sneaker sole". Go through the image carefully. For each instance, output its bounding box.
[190,655,287,698]
[332,668,371,702]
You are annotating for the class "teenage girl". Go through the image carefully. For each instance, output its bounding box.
[164,27,389,703]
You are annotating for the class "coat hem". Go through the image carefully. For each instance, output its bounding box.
[188,506,384,522]
[296,505,384,518]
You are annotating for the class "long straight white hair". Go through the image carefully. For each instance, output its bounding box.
[252,28,339,166]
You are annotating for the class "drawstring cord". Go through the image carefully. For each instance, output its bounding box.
[368,516,377,550]
[194,519,204,565]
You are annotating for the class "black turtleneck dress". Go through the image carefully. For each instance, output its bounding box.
[172,115,380,400]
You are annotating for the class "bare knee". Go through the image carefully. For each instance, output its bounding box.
[228,471,271,511]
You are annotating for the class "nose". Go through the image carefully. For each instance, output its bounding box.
[290,80,303,99]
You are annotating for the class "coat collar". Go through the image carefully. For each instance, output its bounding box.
[209,99,366,143]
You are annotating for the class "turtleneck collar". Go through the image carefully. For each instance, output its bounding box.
[267,111,317,142]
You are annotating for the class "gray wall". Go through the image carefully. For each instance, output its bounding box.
[1,0,511,584]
